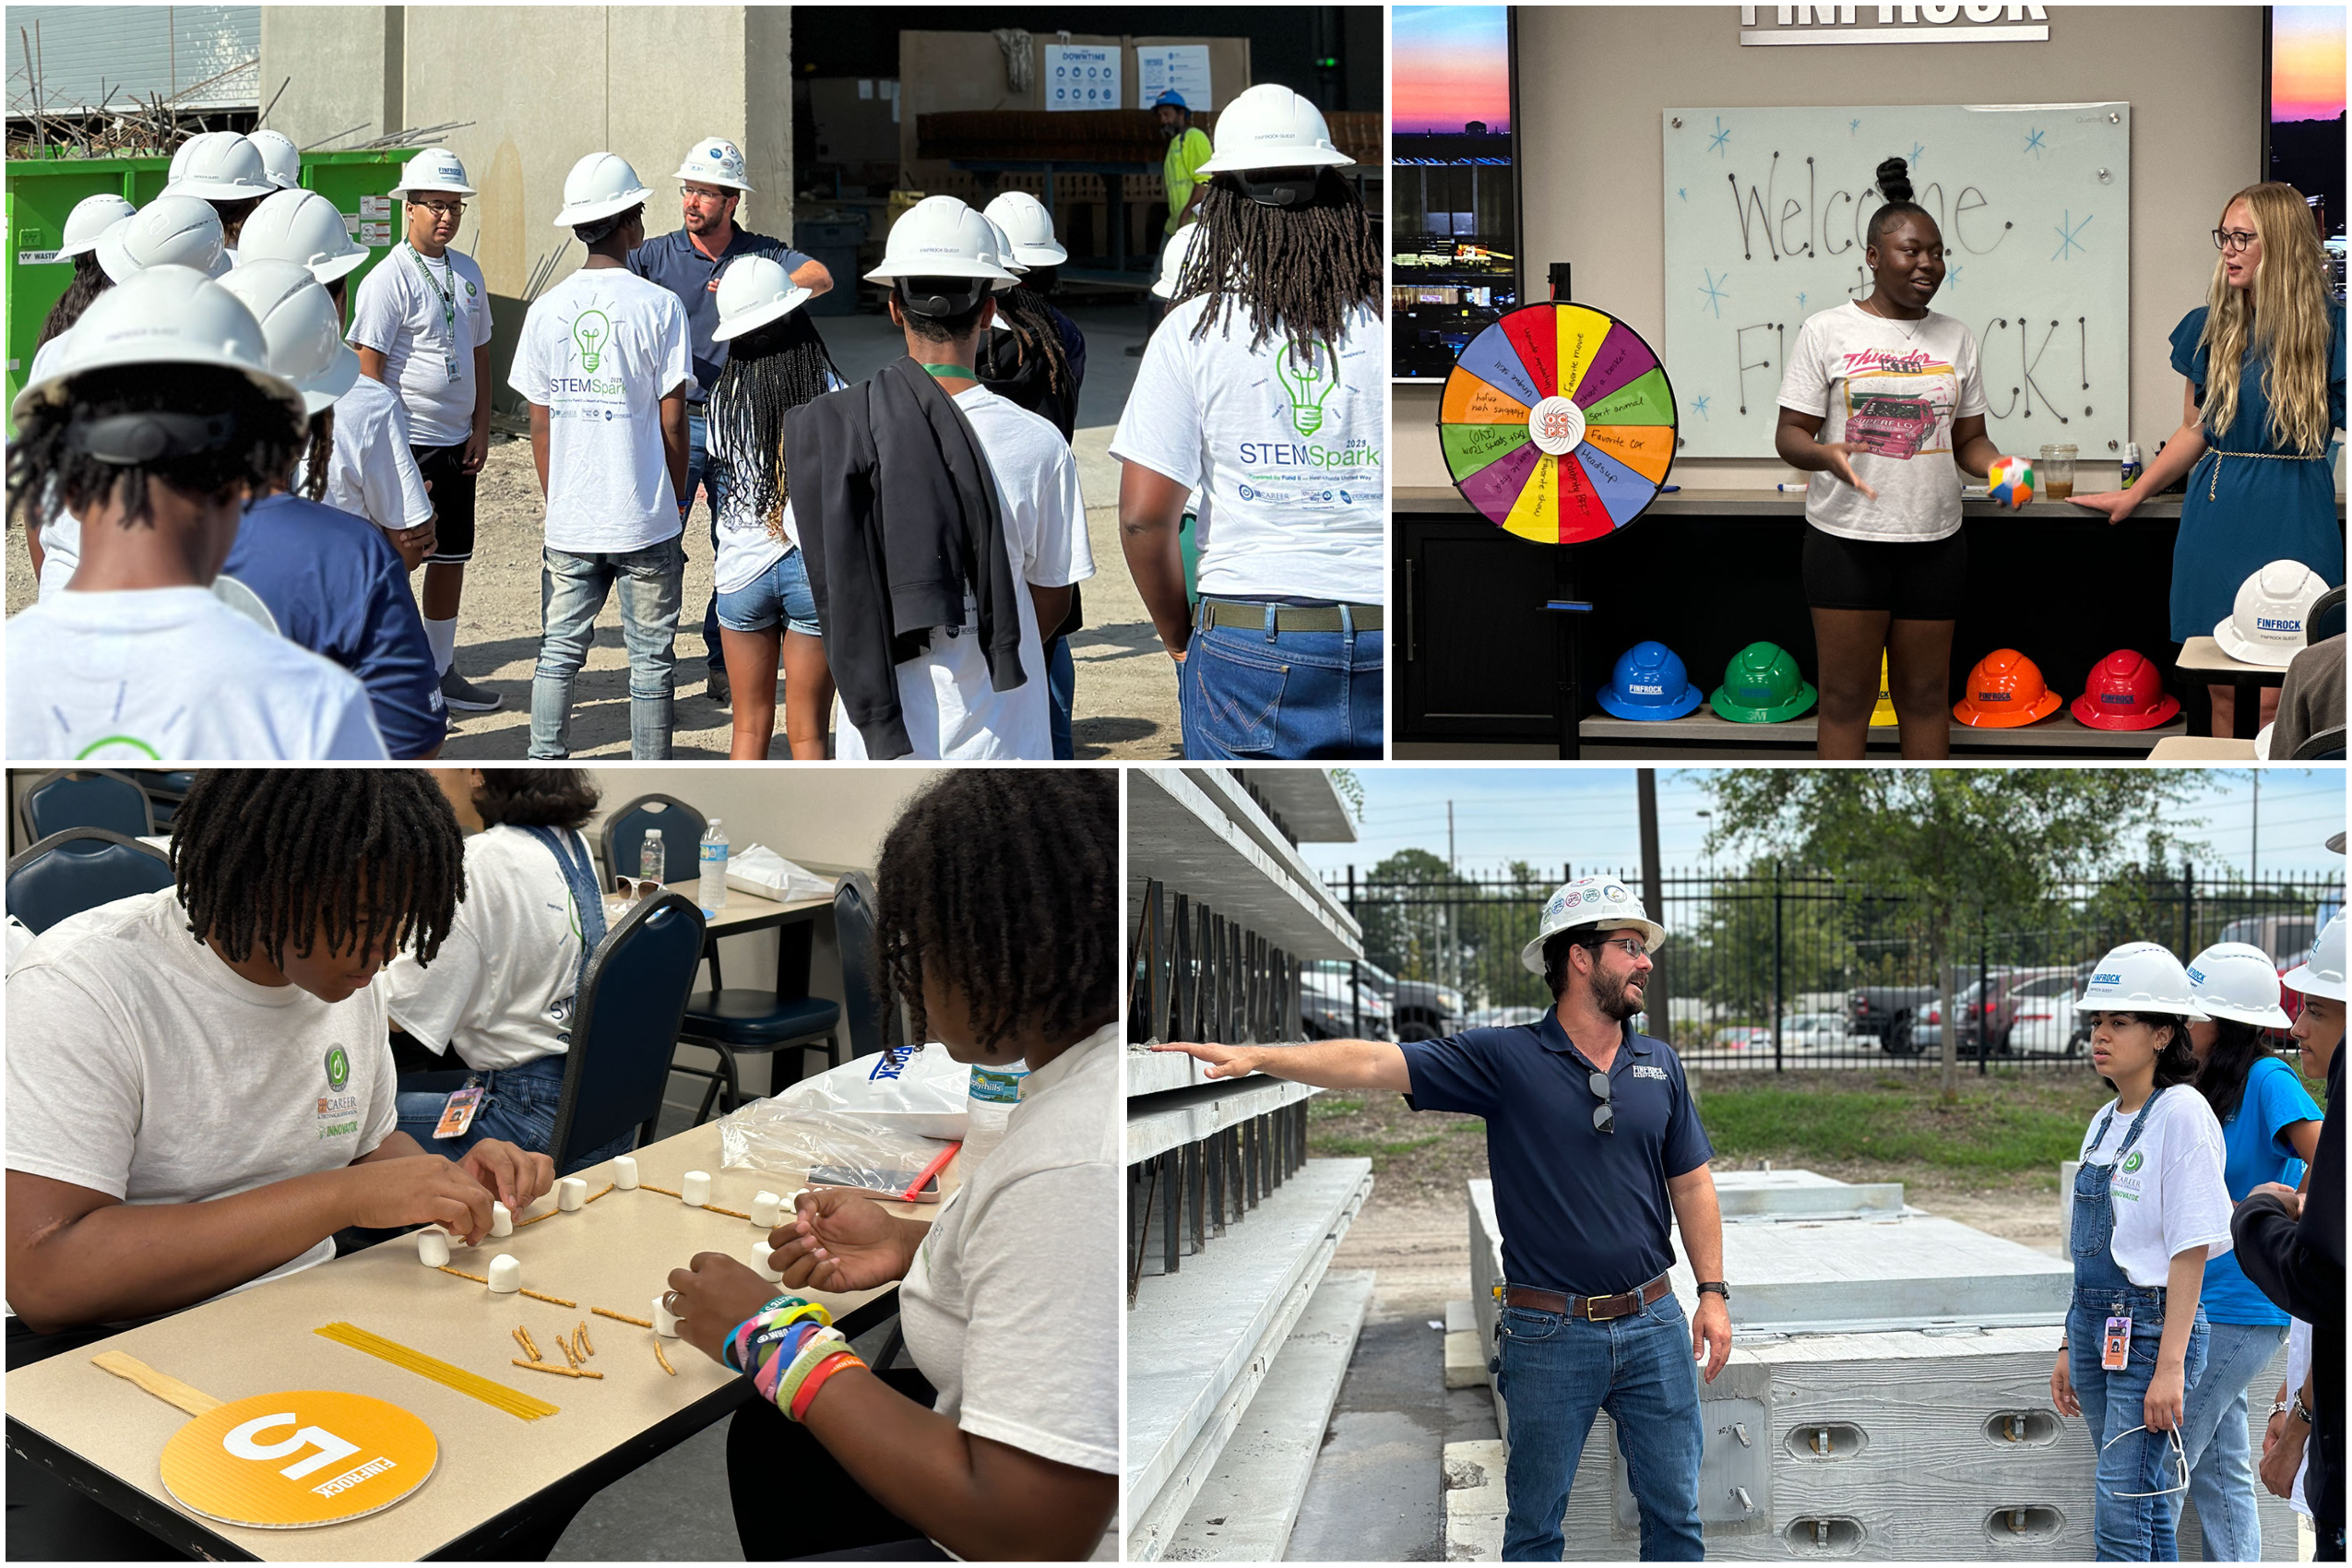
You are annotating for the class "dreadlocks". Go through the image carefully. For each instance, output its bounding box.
[707,308,839,545]
[6,364,302,536]
[986,286,1075,404]
[1181,169,1381,353]
[36,255,112,350]
[873,770,1116,1052]
[172,768,466,970]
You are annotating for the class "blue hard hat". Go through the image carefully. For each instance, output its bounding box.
[1597,641,1705,721]
[1154,90,1190,111]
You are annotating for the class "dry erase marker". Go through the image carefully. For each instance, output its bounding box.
[1776,482,1808,492]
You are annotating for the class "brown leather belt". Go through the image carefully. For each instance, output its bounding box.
[1505,1276,1672,1322]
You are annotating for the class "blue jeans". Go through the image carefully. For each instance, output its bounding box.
[2180,1319,2286,1562]
[394,1056,635,1176]
[2069,1285,2211,1561]
[1047,634,1075,760]
[532,537,683,759]
[1495,1289,1704,1561]
[716,545,822,637]
[684,406,731,662]
[1180,608,1384,759]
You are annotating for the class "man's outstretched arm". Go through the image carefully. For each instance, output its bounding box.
[1151,1039,1410,1092]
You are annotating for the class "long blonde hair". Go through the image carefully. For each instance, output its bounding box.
[2199,183,2334,457]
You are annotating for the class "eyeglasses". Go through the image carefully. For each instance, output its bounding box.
[410,198,466,218]
[2212,228,2258,254]
[2103,1423,2189,1499]
[1587,936,1651,960]
[1588,1069,1615,1134]
[611,873,662,902]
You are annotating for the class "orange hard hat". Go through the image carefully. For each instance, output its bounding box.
[2069,649,2182,731]
[1953,648,2063,728]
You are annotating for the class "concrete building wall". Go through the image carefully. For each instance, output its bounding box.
[1394,6,2265,493]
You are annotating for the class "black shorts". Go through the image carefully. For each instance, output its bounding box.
[1800,524,1967,621]
[412,441,477,564]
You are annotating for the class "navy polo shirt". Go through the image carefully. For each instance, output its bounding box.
[628,227,816,400]
[1402,1010,1713,1299]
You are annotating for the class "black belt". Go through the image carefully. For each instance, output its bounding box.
[1197,599,1384,634]
[1504,1276,1671,1321]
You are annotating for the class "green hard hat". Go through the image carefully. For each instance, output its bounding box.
[1709,641,1818,723]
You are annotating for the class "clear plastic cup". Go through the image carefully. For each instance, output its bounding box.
[2038,444,2077,502]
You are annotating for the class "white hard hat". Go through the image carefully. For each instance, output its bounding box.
[236,189,370,284]
[675,137,753,195]
[2282,913,2346,1003]
[9,264,303,427]
[393,147,476,198]
[248,129,303,191]
[216,259,362,415]
[2079,941,2207,1018]
[165,131,276,202]
[1152,221,1201,301]
[1197,84,1355,174]
[2214,560,2329,668]
[864,196,1020,285]
[58,194,137,260]
[710,255,813,343]
[2185,942,2294,1028]
[980,215,1025,288]
[2253,720,2275,761]
[1518,876,1668,975]
[96,196,230,284]
[982,191,1068,267]
[553,151,654,229]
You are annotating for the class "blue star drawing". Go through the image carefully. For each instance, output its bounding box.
[1678,187,1689,201]
[1691,394,1712,421]
[1796,291,1809,309]
[2052,211,2093,260]
[1849,117,1861,135]
[1708,116,1732,156]
[1698,269,1729,317]
[1910,141,1926,167]
[2023,127,2048,159]
[1944,264,1962,290]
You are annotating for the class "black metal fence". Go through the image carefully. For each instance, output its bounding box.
[1326,863,2342,1072]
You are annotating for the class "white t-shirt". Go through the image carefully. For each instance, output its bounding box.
[295,374,435,532]
[347,244,496,446]
[834,386,1094,761]
[2287,1318,2312,1516]
[1111,295,1384,603]
[508,267,694,554]
[6,587,388,761]
[5,889,400,1294]
[708,373,844,593]
[1777,302,1990,542]
[2077,1086,2235,1289]
[381,826,590,1072]
[899,1022,1118,1513]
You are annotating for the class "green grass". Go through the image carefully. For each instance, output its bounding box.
[1315,1132,1451,1159]
[1309,1096,1365,1121]
[1695,1084,2100,1175]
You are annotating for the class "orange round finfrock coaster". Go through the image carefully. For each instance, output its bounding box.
[160,1390,438,1528]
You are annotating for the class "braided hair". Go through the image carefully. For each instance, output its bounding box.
[1866,157,1936,250]
[1181,168,1381,353]
[172,768,466,969]
[472,769,602,831]
[36,255,113,350]
[6,364,302,535]
[707,308,839,545]
[986,286,1075,404]
[873,770,1116,1052]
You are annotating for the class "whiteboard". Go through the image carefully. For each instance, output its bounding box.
[1659,103,2130,458]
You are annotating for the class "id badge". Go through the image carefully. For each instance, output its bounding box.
[434,1085,484,1140]
[445,356,461,383]
[2101,1314,2132,1371]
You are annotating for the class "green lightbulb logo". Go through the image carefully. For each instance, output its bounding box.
[1277,339,1336,437]
[572,308,612,373]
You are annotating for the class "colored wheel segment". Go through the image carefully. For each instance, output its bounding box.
[1438,303,1677,544]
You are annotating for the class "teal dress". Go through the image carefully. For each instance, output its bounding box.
[2166,302,2346,642]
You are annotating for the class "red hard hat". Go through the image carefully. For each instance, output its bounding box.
[1953,648,2063,728]
[2070,649,2182,731]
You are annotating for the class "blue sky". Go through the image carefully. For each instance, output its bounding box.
[1301,767,2347,882]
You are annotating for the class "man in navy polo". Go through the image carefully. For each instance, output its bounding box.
[629,137,832,707]
[1156,875,1731,1561]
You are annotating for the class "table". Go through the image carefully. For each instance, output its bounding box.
[948,158,1158,276]
[2147,735,2259,760]
[2175,636,2288,741]
[6,1120,949,1561]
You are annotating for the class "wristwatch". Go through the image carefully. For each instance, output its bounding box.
[1697,1281,1731,1302]
[2290,1396,2314,1427]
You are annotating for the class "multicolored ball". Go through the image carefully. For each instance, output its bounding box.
[1986,456,2036,508]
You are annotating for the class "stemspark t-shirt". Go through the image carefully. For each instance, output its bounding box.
[1777,301,1990,542]
[508,267,694,554]
[2078,1085,2236,1289]
[348,244,496,446]
[833,386,1094,762]
[295,374,435,532]
[1111,296,1384,603]
[5,888,399,1294]
[6,587,387,761]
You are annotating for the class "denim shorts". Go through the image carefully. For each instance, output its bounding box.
[716,546,822,637]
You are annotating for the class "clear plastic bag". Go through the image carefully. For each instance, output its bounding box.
[770,1042,970,1139]
[718,1102,957,1198]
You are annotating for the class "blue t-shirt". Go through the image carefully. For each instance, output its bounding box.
[220,494,446,759]
[2202,1053,2322,1325]
[1402,1010,1714,1298]
[628,226,817,400]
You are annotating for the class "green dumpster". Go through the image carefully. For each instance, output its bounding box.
[6,145,421,414]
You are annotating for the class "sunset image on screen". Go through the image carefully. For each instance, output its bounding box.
[1394,5,1511,134]
[2273,4,2346,122]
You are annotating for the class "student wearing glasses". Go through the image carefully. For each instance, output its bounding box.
[1154,876,1728,1562]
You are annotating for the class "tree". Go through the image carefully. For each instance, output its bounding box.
[1700,771,2200,1102]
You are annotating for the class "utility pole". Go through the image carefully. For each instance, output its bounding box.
[1446,802,1457,994]
[1637,770,1670,1045]
[2251,771,2260,883]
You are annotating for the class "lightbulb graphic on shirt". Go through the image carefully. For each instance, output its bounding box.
[1277,339,1336,437]
[571,308,612,373]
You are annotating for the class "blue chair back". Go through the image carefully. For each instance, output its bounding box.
[6,829,174,935]
[18,770,154,846]
[599,794,706,889]
[117,771,196,829]
[834,871,897,1058]
[2308,586,2346,647]
[548,891,707,1171]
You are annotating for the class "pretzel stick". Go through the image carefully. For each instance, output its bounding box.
[513,1327,537,1362]
[584,1183,615,1205]
[438,1265,489,1284]
[521,1288,577,1308]
[577,1321,594,1358]
[514,1209,560,1228]
[653,1338,677,1376]
[511,1359,603,1380]
[703,1204,753,1220]
[640,1182,683,1198]
[593,1307,654,1328]
[557,1332,578,1370]
[520,1325,542,1362]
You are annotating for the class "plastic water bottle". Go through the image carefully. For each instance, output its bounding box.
[638,828,665,886]
[961,1064,1028,1174]
[698,819,730,912]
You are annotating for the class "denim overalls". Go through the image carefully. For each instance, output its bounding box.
[2068,1088,2211,1561]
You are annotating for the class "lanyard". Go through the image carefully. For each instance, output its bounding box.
[2088,1087,2165,1167]
[404,243,461,353]
[521,826,609,1005]
[917,362,975,380]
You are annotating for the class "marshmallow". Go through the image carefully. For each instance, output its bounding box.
[614,1155,639,1190]
[491,1201,513,1238]
[750,1191,783,1229]
[557,1176,588,1211]
[652,1293,681,1337]
[417,1228,451,1267]
[682,1170,712,1206]
[487,1254,521,1294]
[753,1241,783,1283]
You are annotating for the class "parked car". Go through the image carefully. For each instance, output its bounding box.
[1463,1005,1549,1031]
[1779,1013,1853,1052]
[1709,1026,1773,1051]
[2005,980,2084,1056]
[1849,986,1937,1054]
[1300,967,1393,1040]
[1307,958,1466,1042]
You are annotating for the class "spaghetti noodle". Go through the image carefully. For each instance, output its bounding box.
[313,1322,559,1420]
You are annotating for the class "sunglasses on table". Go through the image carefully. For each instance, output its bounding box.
[612,874,663,902]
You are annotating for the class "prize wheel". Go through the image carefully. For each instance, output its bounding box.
[1438,303,1678,543]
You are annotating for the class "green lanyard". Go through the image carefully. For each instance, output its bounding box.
[917,362,975,380]
[405,244,459,343]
